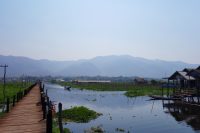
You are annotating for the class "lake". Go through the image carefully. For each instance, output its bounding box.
[46,83,200,133]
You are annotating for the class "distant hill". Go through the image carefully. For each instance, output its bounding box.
[0,55,199,78]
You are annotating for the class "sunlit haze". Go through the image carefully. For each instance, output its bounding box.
[0,0,200,63]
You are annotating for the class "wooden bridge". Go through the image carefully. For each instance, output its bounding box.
[0,84,46,133]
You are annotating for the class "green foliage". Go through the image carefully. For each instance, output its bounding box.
[56,81,172,97]
[53,120,71,133]
[57,81,161,91]
[150,79,157,85]
[0,82,32,103]
[84,126,104,133]
[124,88,173,97]
[58,106,102,123]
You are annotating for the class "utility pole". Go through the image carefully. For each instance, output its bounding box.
[0,65,8,102]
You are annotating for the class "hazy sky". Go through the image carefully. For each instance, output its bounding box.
[0,0,200,63]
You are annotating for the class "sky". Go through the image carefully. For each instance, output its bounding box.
[0,0,200,64]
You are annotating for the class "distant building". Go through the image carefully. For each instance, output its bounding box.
[72,80,111,83]
[55,78,65,82]
[134,77,147,84]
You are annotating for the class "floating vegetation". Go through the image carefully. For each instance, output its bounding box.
[57,82,162,92]
[58,106,102,123]
[84,125,104,133]
[124,87,172,98]
[56,81,173,97]
[53,119,71,133]
[100,95,105,98]
[85,98,97,102]
[115,128,125,132]
[92,98,97,102]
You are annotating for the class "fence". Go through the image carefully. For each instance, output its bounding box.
[40,83,51,133]
[40,82,64,133]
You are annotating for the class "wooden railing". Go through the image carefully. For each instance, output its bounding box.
[58,102,63,133]
[40,82,64,133]
[40,82,53,133]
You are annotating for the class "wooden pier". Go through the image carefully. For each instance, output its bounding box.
[0,84,46,133]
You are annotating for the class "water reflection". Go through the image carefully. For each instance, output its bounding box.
[163,100,200,131]
[46,83,199,133]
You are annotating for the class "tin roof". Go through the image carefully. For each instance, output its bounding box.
[168,71,195,80]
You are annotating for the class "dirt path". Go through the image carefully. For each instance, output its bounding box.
[0,85,46,133]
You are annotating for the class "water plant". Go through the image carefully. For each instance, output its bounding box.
[84,126,104,133]
[115,128,125,132]
[124,87,172,97]
[58,106,102,123]
[52,119,71,133]
[56,81,173,97]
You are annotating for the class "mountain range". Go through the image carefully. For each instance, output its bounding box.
[0,55,199,78]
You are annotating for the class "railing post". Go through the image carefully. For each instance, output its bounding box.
[16,92,19,102]
[46,89,48,96]
[19,92,21,100]
[47,97,49,106]
[42,95,46,119]
[6,98,10,113]
[19,92,21,101]
[58,103,63,133]
[13,95,16,107]
[24,90,26,96]
[47,107,52,133]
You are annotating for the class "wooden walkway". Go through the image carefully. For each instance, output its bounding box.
[0,84,45,133]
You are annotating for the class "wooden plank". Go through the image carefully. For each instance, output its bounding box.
[0,85,46,133]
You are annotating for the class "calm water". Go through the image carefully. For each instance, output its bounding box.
[46,83,200,133]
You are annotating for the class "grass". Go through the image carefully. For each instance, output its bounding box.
[124,87,173,97]
[0,82,33,115]
[58,106,102,123]
[0,82,32,103]
[57,82,155,91]
[56,81,173,97]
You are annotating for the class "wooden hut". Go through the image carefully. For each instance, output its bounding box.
[197,66,200,70]
[182,68,193,73]
[187,69,200,89]
[168,71,195,89]
[134,77,147,85]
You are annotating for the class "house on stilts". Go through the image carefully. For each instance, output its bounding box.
[164,66,200,103]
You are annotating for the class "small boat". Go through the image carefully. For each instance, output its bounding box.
[64,86,71,91]
[149,95,182,100]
